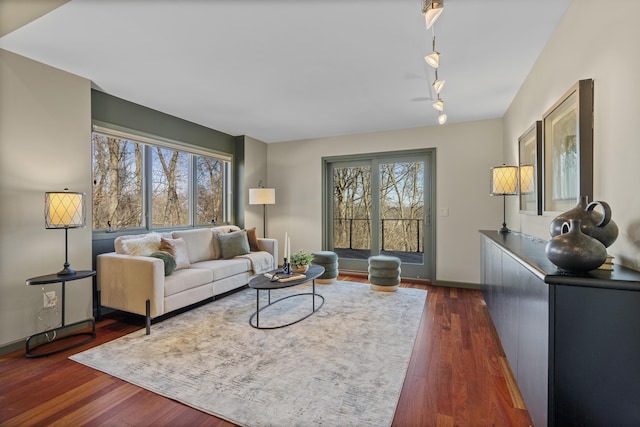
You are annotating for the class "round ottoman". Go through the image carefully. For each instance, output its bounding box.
[368,255,401,292]
[312,251,339,284]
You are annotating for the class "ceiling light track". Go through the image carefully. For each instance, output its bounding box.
[421,0,447,125]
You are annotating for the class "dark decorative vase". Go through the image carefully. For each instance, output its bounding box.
[549,196,619,247]
[546,219,607,273]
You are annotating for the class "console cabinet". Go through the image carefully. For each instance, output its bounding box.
[480,230,640,427]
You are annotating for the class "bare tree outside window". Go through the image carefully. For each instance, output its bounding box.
[152,147,189,227]
[332,161,424,260]
[92,134,143,230]
[333,165,372,251]
[379,162,424,254]
[92,129,231,232]
[196,156,223,224]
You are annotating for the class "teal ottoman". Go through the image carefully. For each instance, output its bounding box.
[312,251,339,284]
[368,255,401,292]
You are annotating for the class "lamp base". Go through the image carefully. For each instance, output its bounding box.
[57,262,76,276]
[498,224,511,234]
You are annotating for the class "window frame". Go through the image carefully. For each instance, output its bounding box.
[91,122,233,239]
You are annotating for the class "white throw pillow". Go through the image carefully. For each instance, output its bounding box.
[118,233,161,256]
[159,237,191,270]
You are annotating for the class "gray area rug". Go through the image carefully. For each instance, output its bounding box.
[71,281,427,427]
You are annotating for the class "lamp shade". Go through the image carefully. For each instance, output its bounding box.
[519,165,535,194]
[424,52,440,68]
[249,188,275,205]
[423,0,444,29]
[490,165,518,195]
[45,190,85,229]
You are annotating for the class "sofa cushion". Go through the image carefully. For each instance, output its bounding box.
[190,258,251,281]
[211,225,241,259]
[160,237,191,270]
[246,227,260,252]
[149,251,176,276]
[115,233,161,256]
[172,228,215,263]
[164,268,214,297]
[218,230,251,259]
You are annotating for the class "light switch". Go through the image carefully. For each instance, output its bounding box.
[439,208,449,217]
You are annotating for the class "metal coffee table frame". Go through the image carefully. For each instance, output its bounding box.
[249,265,325,329]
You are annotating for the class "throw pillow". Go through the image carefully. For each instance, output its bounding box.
[246,227,260,252]
[218,230,250,259]
[159,237,191,270]
[119,233,161,256]
[149,251,177,276]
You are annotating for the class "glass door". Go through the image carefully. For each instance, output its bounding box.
[325,151,433,280]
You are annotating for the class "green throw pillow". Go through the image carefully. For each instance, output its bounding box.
[218,230,250,259]
[149,251,177,276]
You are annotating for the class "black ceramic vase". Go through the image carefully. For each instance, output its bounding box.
[549,196,619,247]
[546,219,607,273]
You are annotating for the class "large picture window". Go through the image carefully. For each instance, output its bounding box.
[92,125,231,232]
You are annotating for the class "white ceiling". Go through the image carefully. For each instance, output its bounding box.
[0,0,571,143]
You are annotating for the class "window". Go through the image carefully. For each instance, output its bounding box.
[92,133,143,230]
[92,125,231,232]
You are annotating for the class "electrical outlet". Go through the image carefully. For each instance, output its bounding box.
[43,291,57,308]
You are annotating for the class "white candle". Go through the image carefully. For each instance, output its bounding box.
[287,236,291,260]
[284,232,288,260]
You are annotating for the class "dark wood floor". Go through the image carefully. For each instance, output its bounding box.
[0,276,533,426]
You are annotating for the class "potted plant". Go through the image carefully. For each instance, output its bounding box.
[290,250,314,273]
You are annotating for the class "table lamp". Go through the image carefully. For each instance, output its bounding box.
[45,188,86,276]
[490,165,518,233]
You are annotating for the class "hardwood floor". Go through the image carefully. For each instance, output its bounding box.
[0,276,533,426]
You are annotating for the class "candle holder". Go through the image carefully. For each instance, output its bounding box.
[282,258,291,275]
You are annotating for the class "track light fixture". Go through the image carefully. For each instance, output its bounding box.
[433,79,445,93]
[422,0,444,30]
[421,1,448,125]
[424,52,440,68]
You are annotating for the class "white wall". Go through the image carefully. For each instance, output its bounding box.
[267,119,503,284]
[504,0,640,270]
[0,49,92,348]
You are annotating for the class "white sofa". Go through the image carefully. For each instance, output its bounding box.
[97,225,277,334]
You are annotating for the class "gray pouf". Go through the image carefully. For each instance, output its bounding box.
[368,255,401,292]
[312,251,339,284]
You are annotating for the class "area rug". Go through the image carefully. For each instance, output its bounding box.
[70,281,427,427]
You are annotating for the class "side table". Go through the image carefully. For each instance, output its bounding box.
[25,270,96,358]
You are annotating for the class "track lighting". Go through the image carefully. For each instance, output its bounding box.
[421,2,448,125]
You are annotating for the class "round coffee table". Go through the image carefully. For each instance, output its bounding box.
[248,264,325,329]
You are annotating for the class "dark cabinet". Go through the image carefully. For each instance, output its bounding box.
[480,231,640,427]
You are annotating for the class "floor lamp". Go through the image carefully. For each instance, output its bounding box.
[45,188,86,276]
[249,182,275,238]
[490,165,518,234]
